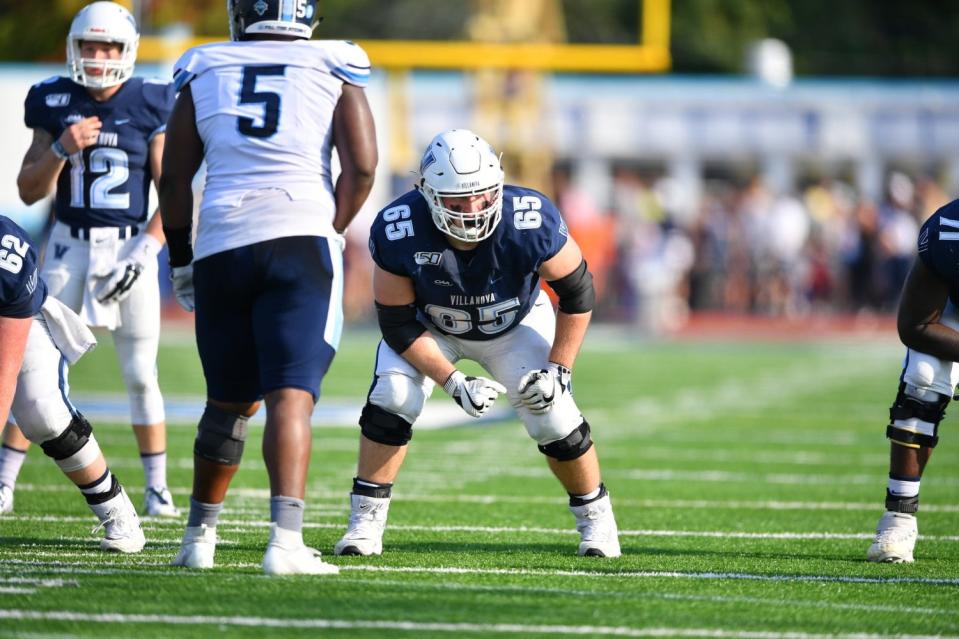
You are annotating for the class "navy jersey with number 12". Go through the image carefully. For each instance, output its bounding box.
[370,185,568,341]
[24,76,174,228]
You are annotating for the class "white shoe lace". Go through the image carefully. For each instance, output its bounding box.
[92,506,136,538]
[576,505,614,541]
[875,524,915,548]
[346,502,386,538]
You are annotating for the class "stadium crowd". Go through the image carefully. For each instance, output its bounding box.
[545,166,951,332]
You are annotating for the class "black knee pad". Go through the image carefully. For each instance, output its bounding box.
[40,414,92,460]
[887,382,949,448]
[194,404,249,465]
[538,420,593,461]
[360,402,413,446]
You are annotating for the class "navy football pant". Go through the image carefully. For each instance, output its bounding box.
[193,235,342,403]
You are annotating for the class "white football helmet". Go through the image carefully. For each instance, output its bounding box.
[419,129,504,243]
[67,2,139,89]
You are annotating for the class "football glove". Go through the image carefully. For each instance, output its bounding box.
[94,234,162,304]
[518,362,572,415]
[443,370,506,418]
[170,264,195,312]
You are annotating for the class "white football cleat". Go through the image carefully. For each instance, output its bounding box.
[334,493,391,556]
[171,524,217,569]
[93,488,146,553]
[867,511,918,563]
[143,485,180,518]
[570,494,621,558]
[0,483,13,515]
[263,524,339,575]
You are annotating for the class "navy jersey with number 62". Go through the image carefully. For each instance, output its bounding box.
[24,76,174,228]
[918,199,959,307]
[370,185,568,341]
[0,215,46,319]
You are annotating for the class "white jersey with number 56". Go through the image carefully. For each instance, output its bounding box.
[173,39,370,259]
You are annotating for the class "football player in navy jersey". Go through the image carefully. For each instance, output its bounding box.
[0,2,178,519]
[867,199,959,563]
[334,129,621,558]
[0,214,144,552]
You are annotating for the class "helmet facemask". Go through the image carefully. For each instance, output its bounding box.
[419,129,505,244]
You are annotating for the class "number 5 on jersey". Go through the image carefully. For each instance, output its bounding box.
[238,65,286,138]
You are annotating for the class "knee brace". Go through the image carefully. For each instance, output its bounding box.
[368,372,427,425]
[887,381,949,448]
[194,405,249,465]
[40,414,102,472]
[538,420,593,461]
[360,403,414,446]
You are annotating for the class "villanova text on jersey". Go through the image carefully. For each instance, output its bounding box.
[370,184,570,341]
[24,76,174,228]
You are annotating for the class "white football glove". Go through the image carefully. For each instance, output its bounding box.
[94,234,162,304]
[170,264,195,312]
[443,370,507,418]
[518,362,572,415]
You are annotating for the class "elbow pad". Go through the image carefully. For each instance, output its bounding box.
[376,302,427,354]
[547,259,595,314]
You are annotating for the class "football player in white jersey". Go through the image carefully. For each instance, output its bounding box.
[334,129,621,559]
[160,0,377,575]
[1,1,178,519]
[0,214,144,553]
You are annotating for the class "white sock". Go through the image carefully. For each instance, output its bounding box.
[0,444,27,488]
[141,451,167,488]
[79,469,113,497]
[888,477,920,498]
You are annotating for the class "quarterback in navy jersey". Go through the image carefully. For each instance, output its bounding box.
[2,1,178,520]
[867,199,959,563]
[335,129,621,559]
[0,214,144,551]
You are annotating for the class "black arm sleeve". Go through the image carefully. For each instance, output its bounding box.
[376,302,428,354]
[546,259,595,314]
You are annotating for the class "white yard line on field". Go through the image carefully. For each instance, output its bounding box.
[3,559,959,587]
[8,514,959,542]
[615,347,899,434]
[0,609,955,638]
[14,484,959,513]
[336,576,959,618]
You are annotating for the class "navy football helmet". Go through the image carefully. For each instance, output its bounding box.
[228,0,321,41]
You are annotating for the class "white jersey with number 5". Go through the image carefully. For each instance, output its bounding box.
[173,39,371,259]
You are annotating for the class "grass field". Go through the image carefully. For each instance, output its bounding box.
[2,326,958,638]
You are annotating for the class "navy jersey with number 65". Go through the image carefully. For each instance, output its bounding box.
[370,185,568,341]
[24,76,175,228]
[0,216,46,319]
[918,199,959,307]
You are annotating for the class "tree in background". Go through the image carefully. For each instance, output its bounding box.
[2,0,959,77]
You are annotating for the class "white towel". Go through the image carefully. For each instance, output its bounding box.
[40,296,97,365]
[79,227,123,330]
